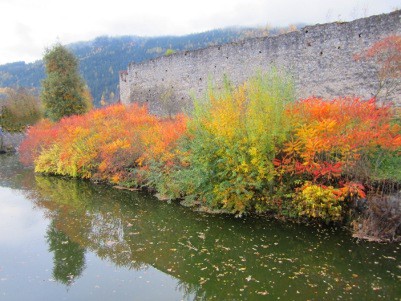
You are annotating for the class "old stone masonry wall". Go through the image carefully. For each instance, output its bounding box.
[120,10,401,115]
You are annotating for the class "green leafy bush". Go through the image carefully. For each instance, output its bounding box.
[166,70,295,214]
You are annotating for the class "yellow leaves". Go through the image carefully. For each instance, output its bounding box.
[104,139,130,154]
[248,146,258,157]
[135,156,145,168]
[391,122,401,134]
[111,174,121,184]
[320,118,337,132]
[91,109,106,121]
[250,157,259,166]
[238,161,249,173]
[206,91,246,141]
[185,73,296,214]
[283,139,302,156]
[294,182,346,221]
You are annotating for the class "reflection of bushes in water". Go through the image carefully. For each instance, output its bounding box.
[177,281,205,301]
[46,220,86,285]
[27,174,401,299]
[33,175,147,270]
[33,175,94,209]
[34,173,91,285]
[30,176,280,297]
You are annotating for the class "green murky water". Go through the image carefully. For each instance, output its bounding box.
[0,154,400,300]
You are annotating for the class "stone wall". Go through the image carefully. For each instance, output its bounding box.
[120,10,401,115]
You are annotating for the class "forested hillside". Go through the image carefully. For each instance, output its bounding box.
[0,26,301,106]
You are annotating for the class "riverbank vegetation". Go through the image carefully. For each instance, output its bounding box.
[19,71,401,241]
[0,88,42,132]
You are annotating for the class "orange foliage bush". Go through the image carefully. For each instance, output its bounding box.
[19,85,401,222]
[277,97,401,181]
[19,119,58,166]
[271,97,401,221]
[19,104,186,184]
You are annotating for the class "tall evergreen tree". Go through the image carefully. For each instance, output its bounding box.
[41,44,89,121]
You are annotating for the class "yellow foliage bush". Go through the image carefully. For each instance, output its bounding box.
[179,70,295,213]
[294,182,345,221]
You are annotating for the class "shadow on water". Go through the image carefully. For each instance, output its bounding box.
[1,154,400,300]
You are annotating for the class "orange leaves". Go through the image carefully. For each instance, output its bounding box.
[339,181,366,200]
[281,97,401,183]
[19,119,57,166]
[19,75,400,222]
[142,114,187,161]
[267,96,399,220]
[20,104,186,184]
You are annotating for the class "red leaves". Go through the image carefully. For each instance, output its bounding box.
[19,91,400,221]
[279,97,401,185]
[295,162,343,182]
[340,181,366,199]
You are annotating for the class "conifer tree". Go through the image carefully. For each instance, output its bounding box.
[41,44,89,121]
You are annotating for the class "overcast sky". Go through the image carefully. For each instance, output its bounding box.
[0,0,399,65]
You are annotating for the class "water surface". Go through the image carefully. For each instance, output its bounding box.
[0,154,400,300]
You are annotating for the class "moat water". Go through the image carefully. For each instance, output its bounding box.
[0,154,400,300]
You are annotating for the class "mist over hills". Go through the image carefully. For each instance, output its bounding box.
[0,25,303,106]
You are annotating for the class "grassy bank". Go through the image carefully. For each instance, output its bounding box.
[19,73,401,241]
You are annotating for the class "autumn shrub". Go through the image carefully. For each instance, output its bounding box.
[18,73,401,225]
[19,104,187,185]
[139,77,401,219]
[19,119,57,166]
[276,97,401,220]
[166,71,295,214]
[293,182,345,221]
[280,98,401,179]
[129,113,188,194]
